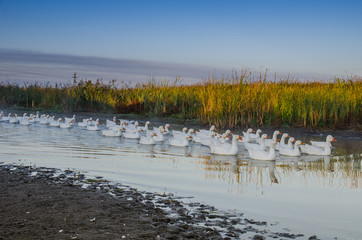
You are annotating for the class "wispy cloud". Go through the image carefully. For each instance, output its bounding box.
[0,48,228,85]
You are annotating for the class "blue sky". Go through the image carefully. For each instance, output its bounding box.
[0,0,361,85]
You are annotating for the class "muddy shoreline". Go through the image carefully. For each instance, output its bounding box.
[0,164,319,240]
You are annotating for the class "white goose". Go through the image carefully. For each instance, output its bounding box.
[28,114,36,123]
[125,121,140,132]
[122,128,144,139]
[110,120,128,131]
[198,132,218,146]
[138,121,151,132]
[39,115,51,124]
[210,135,243,156]
[64,115,76,125]
[242,128,255,142]
[300,135,336,156]
[139,132,158,145]
[285,137,296,149]
[264,130,282,147]
[310,135,334,148]
[50,118,62,127]
[275,133,290,151]
[9,114,19,124]
[169,134,192,147]
[152,127,167,142]
[172,127,188,137]
[198,125,216,135]
[244,134,269,151]
[78,118,92,127]
[1,113,11,122]
[163,124,171,135]
[102,127,125,137]
[194,128,217,144]
[248,139,279,160]
[280,140,303,157]
[106,117,117,128]
[60,120,72,129]
[214,133,231,144]
[19,114,31,125]
[249,129,263,141]
[86,119,100,131]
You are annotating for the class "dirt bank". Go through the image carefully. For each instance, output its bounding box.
[0,164,316,240]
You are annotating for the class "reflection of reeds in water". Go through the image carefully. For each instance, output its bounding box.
[199,154,362,192]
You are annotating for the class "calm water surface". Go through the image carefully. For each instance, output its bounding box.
[0,118,361,240]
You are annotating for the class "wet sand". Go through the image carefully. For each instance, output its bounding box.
[0,164,314,240]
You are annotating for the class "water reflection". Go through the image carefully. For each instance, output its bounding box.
[1,120,362,239]
[198,153,361,189]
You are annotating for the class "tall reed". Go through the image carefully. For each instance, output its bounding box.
[0,73,360,129]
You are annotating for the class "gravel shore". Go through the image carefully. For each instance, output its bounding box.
[0,164,315,240]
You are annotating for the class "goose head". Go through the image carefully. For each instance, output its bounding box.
[232,135,242,141]
[261,134,269,139]
[256,129,263,134]
[272,131,282,139]
[270,139,280,147]
[185,134,193,140]
[326,135,336,142]
[189,128,196,134]
[247,128,255,133]
[181,127,188,133]
[225,129,232,135]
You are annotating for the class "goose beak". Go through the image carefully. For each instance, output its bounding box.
[287,134,290,137]
[251,130,255,133]
[238,136,243,140]
[266,136,270,139]
[276,139,280,142]
[300,142,304,145]
[293,139,296,142]
[332,137,336,141]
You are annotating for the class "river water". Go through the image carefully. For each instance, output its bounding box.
[0,114,361,240]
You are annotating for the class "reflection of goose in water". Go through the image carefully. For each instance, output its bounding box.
[209,154,238,163]
[207,154,239,173]
[301,155,332,171]
[248,159,279,183]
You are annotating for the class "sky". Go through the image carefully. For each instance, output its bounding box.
[0,0,361,85]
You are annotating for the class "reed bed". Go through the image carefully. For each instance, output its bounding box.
[0,73,361,129]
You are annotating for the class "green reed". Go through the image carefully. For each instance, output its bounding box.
[0,72,360,129]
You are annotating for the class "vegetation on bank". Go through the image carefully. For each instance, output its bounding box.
[0,73,361,129]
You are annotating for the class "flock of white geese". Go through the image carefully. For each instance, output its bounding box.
[0,111,336,160]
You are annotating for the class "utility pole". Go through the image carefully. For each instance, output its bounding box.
[73,72,78,85]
